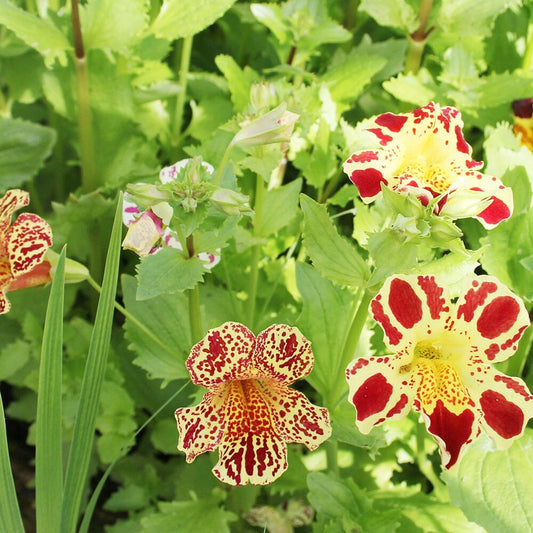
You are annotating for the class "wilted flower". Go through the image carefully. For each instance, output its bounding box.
[343,102,513,229]
[0,189,53,314]
[346,274,532,469]
[175,322,331,485]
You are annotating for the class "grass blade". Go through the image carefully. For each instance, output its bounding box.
[36,246,66,533]
[61,194,123,533]
[0,392,25,533]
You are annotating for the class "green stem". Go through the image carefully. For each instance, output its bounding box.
[247,174,265,329]
[415,422,448,501]
[172,35,193,146]
[326,439,339,476]
[523,22,533,70]
[404,0,433,74]
[86,276,176,357]
[213,142,233,187]
[71,0,96,193]
[78,381,190,533]
[186,234,203,344]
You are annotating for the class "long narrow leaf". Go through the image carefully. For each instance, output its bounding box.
[36,246,66,533]
[60,194,123,533]
[0,393,24,533]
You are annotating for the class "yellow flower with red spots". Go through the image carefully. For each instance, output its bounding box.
[343,102,513,229]
[512,98,533,152]
[346,275,532,469]
[175,322,332,486]
[0,189,53,314]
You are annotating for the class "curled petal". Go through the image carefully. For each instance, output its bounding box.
[455,276,530,363]
[122,211,163,256]
[175,387,228,462]
[6,213,52,277]
[257,382,331,450]
[0,260,13,314]
[0,189,29,235]
[346,355,414,434]
[253,324,314,384]
[186,322,256,387]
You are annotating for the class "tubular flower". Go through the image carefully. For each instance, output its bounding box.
[346,275,532,469]
[175,322,332,486]
[343,102,513,229]
[0,189,52,314]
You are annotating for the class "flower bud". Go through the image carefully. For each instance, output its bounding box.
[122,210,163,256]
[209,188,253,216]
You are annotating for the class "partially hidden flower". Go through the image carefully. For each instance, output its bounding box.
[122,159,220,268]
[512,98,533,152]
[0,189,52,314]
[346,274,532,469]
[245,500,314,533]
[343,101,513,229]
[175,322,332,485]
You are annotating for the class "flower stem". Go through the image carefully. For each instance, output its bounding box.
[247,174,265,329]
[326,439,339,476]
[86,276,176,357]
[186,234,203,344]
[172,35,193,147]
[71,0,96,193]
[213,142,233,187]
[404,0,433,74]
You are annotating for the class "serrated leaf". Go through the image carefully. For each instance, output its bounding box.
[149,0,238,40]
[214,54,259,112]
[442,430,533,533]
[383,69,440,106]
[0,118,56,191]
[0,1,71,66]
[301,194,369,287]
[360,0,419,33]
[258,178,301,237]
[122,275,190,381]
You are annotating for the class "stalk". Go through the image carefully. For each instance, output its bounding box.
[404,0,433,74]
[213,142,233,187]
[172,35,193,147]
[186,234,203,344]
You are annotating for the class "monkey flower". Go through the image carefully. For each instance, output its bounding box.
[175,322,331,485]
[343,102,513,229]
[346,274,532,469]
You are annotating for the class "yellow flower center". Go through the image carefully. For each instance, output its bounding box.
[400,159,453,194]
[414,341,442,360]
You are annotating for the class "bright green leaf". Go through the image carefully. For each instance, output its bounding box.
[215,54,259,112]
[360,0,419,33]
[258,178,301,237]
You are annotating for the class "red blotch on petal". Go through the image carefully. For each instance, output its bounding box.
[375,113,408,132]
[477,196,511,226]
[494,374,533,401]
[350,168,387,199]
[417,276,448,319]
[346,151,379,164]
[457,281,497,323]
[480,390,524,439]
[368,128,393,146]
[386,393,409,417]
[353,373,393,422]
[476,296,520,339]
[371,297,403,346]
[426,400,476,468]
[388,278,423,329]
[455,125,470,154]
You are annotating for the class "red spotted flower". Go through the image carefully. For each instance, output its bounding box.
[175,322,331,485]
[343,102,513,229]
[346,275,532,469]
[0,189,52,314]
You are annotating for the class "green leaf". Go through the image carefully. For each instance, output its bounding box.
[149,0,238,40]
[135,247,205,300]
[0,393,24,533]
[122,275,190,381]
[61,194,123,533]
[250,3,289,44]
[442,430,533,533]
[383,69,440,106]
[215,54,259,112]
[81,0,148,53]
[0,118,56,191]
[258,178,301,237]
[301,194,369,287]
[35,246,65,533]
[360,0,419,33]
[0,1,71,66]
[295,263,352,398]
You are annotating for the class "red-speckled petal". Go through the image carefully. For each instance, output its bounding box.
[186,322,256,387]
[413,359,478,469]
[253,324,314,384]
[455,276,530,364]
[463,365,533,449]
[0,189,29,235]
[0,259,13,314]
[345,355,414,434]
[256,381,331,450]
[6,213,52,278]
[371,275,451,349]
[213,380,286,485]
[175,385,228,462]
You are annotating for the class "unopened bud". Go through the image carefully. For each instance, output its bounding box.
[210,188,253,216]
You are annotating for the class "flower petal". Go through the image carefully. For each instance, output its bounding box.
[175,386,228,462]
[464,366,533,448]
[345,355,414,434]
[256,381,331,450]
[122,210,163,256]
[0,259,13,314]
[455,276,530,363]
[122,194,141,226]
[159,159,214,184]
[186,322,256,387]
[0,189,29,235]
[6,213,52,277]
[253,324,313,384]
